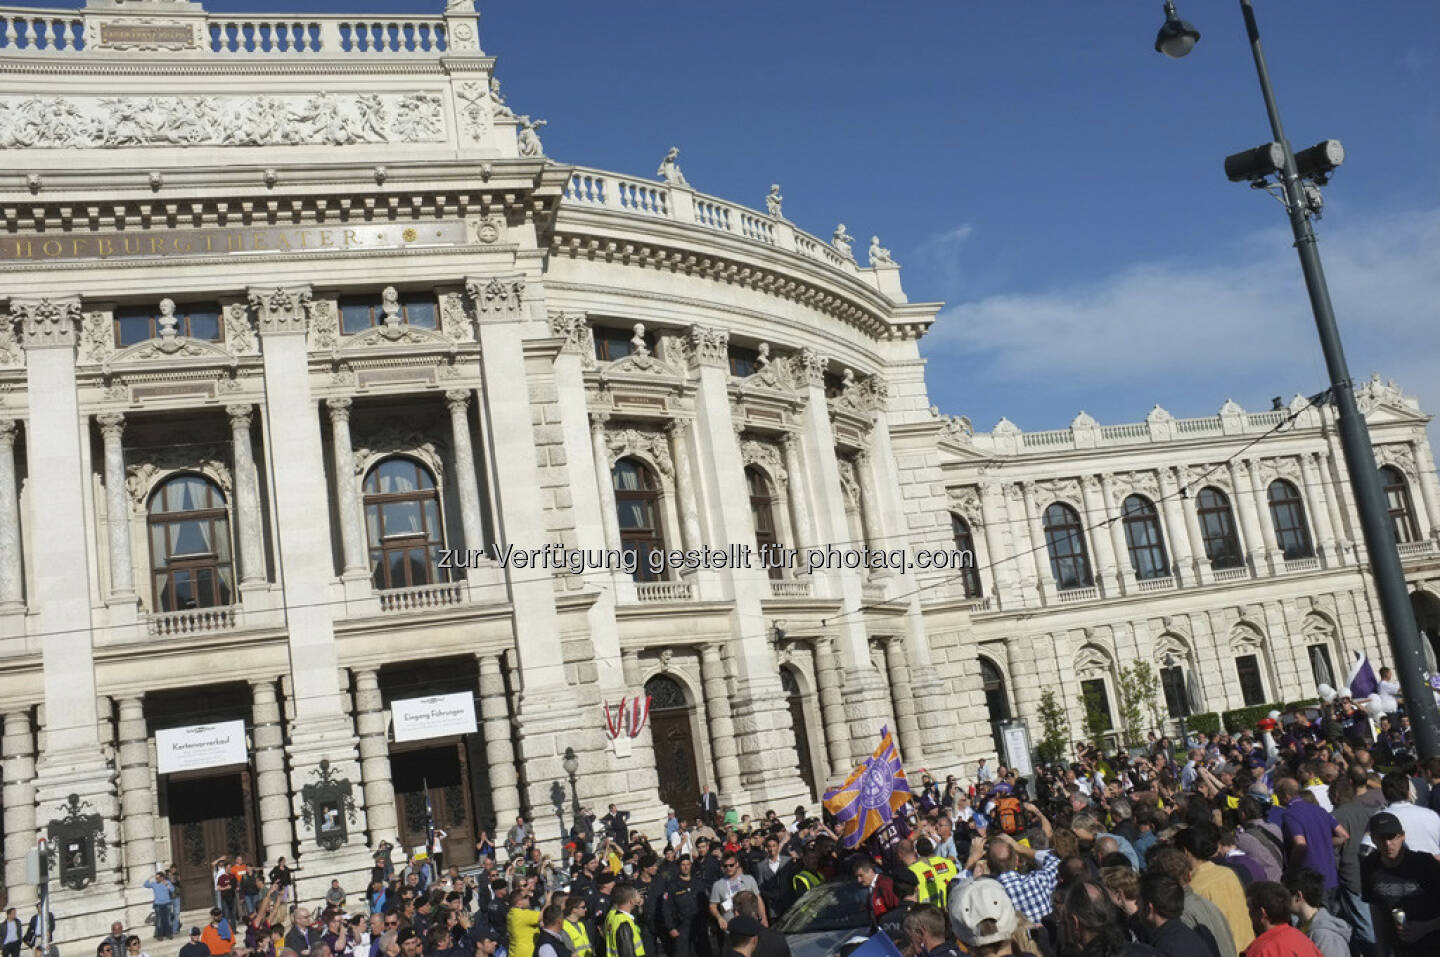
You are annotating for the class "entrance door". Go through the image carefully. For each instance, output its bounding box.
[645,674,702,821]
[781,668,817,800]
[167,770,257,906]
[391,743,476,867]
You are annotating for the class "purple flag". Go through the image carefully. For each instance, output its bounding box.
[1348,652,1379,699]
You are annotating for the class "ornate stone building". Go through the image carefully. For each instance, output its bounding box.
[1,0,1438,945]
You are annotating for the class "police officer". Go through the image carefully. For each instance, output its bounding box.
[588,874,616,956]
[660,856,704,957]
[603,887,645,957]
[913,838,956,906]
[635,855,667,956]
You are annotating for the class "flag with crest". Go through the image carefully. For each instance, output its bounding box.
[822,726,911,849]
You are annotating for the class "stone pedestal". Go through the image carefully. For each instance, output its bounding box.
[32,749,126,946]
[284,715,374,902]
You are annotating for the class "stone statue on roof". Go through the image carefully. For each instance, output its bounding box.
[657,147,688,186]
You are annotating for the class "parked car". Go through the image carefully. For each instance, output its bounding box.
[777,879,871,957]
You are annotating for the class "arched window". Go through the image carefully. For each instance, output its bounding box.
[950,514,982,599]
[363,457,445,590]
[746,467,784,581]
[1267,480,1314,559]
[1122,495,1169,580]
[1380,466,1420,544]
[613,457,666,582]
[148,474,234,611]
[1196,487,1244,569]
[644,674,688,711]
[1043,503,1092,589]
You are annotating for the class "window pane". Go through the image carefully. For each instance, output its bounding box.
[186,310,221,341]
[341,302,373,334]
[116,311,151,346]
[404,300,437,329]
[406,548,430,585]
[613,460,644,491]
[170,569,196,609]
[193,566,215,607]
[1081,679,1112,731]
[615,501,647,530]
[212,520,232,561]
[365,504,380,545]
[387,551,406,587]
[1308,645,1334,688]
[423,499,440,536]
[381,500,423,536]
[1161,667,1187,717]
[1236,655,1266,706]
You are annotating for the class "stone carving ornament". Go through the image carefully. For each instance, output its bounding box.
[950,487,982,529]
[126,450,233,514]
[0,93,444,150]
[46,794,108,891]
[516,115,546,158]
[455,81,493,141]
[353,423,445,478]
[1355,373,1408,413]
[687,325,728,369]
[1374,444,1418,481]
[765,184,783,218]
[1109,470,1161,505]
[11,298,82,348]
[739,438,786,489]
[0,314,23,367]
[868,236,895,266]
[1074,644,1113,680]
[606,427,673,477]
[831,224,855,261]
[1257,456,1303,486]
[657,147,688,186]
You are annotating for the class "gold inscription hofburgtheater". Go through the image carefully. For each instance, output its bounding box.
[0,221,469,264]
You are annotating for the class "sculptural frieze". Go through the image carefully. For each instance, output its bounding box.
[0,92,445,150]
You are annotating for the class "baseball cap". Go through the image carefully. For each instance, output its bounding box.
[948,878,1019,947]
[480,927,503,944]
[1369,812,1404,839]
[727,917,763,938]
[396,929,419,945]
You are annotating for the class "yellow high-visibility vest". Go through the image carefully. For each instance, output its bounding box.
[907,860,938,903]
[564,920,594,957]
[604,910,646,957]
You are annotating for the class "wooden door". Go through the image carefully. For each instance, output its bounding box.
[391,743,476,866]
[650,710,702,821]
[167,770,256,906]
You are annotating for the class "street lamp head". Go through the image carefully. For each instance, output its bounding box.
[1294,139,1345,184]
[1224,141,1285,183]
[562,747,579,778]
[1155,0,1200,58]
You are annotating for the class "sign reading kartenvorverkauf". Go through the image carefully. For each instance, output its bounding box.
[392,692,477,743]
[155,720,247,774]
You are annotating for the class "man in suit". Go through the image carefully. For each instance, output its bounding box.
[3,907,25,957]
[699,787,720,828]
[22,905,53,952]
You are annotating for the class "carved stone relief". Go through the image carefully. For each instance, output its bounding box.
[739,438,786,489]
[605,427,673,476]
[949,486,982,529]
[126,449,233,514]
[352,423,446,479]
[0,93,445,150]
[1374,444,1418,481]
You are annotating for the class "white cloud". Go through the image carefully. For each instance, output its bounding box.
[926,207,1440,419]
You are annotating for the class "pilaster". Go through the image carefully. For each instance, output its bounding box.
[97,413,135,602]
[249,678,294,868]
[354,669,397,846]
[325,397,368,580]
[0,420,24,610]
[2,709,37,910]
[227,404,268,589]
[444,390,488,563]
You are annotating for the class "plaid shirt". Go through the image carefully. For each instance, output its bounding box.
[958,850,1060,923]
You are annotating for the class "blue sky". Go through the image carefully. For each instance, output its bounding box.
[21,0,1440,435]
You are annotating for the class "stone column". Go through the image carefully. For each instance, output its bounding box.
[813,638,850,778]
[1247,459,1281,560]
[97,413,134,599]
[854,449,884,559]
[2,709,37,909]
[227,404,268,587]
[881,639,921,764]
[1413,435,1440,537]
[1018,483,1052,601]
[354,669,397,845]
[1229,461,1267,568]
[444,390,487,559]
[0,420,23,608]
[1317,453,1351,558]
[780,433,816,555]
[1302,452,1338,562]
[478,654,521,827]
[326,397,367,577]
[666,421,704,553]
[250,678,294,866]
[116,697,156,886]
[1158,467,1194,579]
[700,644,744,801]
[1085,475,1120,593]
[1178,470,1210,580]
[978,482,1015,606]
[589,414,621,552]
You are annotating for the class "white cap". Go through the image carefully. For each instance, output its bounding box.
[948,878,1019,947]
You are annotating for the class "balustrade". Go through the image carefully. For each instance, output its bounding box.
[147,606,238,637]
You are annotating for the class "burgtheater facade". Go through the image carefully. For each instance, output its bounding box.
[2,0,1440,942]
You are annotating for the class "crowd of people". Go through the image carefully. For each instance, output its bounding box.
[27,682,1438,957]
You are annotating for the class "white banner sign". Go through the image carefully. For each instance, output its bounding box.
[392,692,477,743]
[156,720,248,774]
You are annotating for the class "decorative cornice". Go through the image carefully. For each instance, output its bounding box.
[226,404,254,430]
[13,297,82,349]
[96,412,126,441]
[444,389,471,414]
[248,285,313,337]
[326,397,353,423]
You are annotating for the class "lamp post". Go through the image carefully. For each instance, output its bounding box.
[562,746,581,821]
[1154,0,1440,761]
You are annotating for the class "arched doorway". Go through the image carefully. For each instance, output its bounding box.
[1411,591,1440,672]
[645,674,703,820]
[781,667,817,800]
[979,656,1011,758]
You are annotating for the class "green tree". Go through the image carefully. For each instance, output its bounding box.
[1079,683,1112,748]
[1035,689,1070,765]
[1118,660,1164,747]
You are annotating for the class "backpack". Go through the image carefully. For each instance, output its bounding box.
[994,796,1025,836]
[241,873,260,896]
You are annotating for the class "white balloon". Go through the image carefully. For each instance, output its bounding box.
[1318,683,1337,703]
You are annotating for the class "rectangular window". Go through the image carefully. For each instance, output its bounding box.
[1080,678,1113,731]
[1307,644,1335,688]
[338,292,437,334]
[593,324,653,362]
[1161,666,1188,717]
[1235,654,1266,706]
[728,345,760,378]
[113,303,223,346]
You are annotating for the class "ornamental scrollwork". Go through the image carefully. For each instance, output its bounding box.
[739,438,787,490]
[299,759,359,852]
[45,794,108,891]
[1374,444,1418,482]
[949,487,983,529]
[0,93,445,150]
[605,427,673,477]
[126,451,233,514]
[353,424,446,479]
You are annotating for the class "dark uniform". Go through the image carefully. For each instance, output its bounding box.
[660,872,705,957]
[637,877,667,956]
